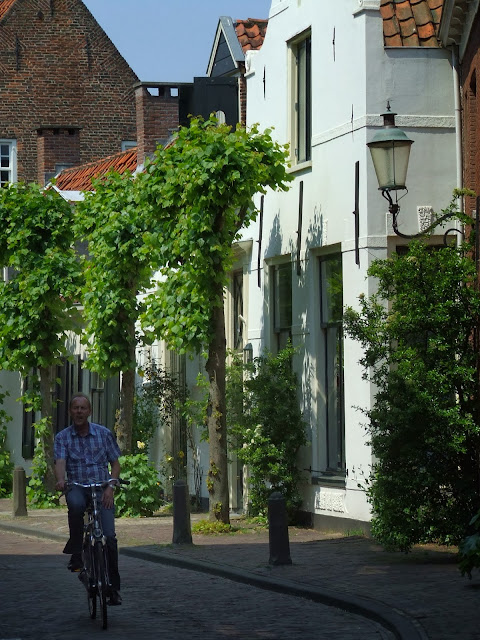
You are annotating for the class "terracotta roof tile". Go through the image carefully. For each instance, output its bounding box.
[395,1,414,21]
[0,0,17,21]
[401,16,419,38]
[234,18,268,54]
[411,1,432,25]
[381,0,444,47]
[54,148,137,192]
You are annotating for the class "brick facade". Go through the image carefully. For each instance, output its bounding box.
[135,84,180,165]
[461,12,480,217]
[0,0,138,185]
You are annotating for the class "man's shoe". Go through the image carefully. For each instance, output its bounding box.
[108,589,122,606]
[67,553,83,572]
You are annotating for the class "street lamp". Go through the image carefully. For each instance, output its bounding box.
[367,104,463,241]
[367,103,414,219]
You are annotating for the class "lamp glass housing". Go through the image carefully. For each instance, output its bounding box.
[367,118,414,192]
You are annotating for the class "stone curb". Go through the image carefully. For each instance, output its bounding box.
[122,546,428,640]
[0,520,428,640]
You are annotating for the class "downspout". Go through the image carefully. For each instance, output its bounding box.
[452,46,463,193]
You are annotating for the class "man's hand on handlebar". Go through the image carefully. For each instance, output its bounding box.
[102,484,115,509]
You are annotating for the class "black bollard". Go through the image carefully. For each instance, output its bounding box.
[268,491,292,565]
[172,479,193,544]
[13,466,27,517]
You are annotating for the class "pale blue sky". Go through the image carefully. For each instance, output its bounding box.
[82,0,272,82]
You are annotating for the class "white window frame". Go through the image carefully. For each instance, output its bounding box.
[0,139,17,186]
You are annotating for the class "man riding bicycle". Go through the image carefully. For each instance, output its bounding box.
[54,392,123,605]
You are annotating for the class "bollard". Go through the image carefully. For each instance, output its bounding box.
[172,479,192,544]
[268,491,292,565]
[12,466,27,517]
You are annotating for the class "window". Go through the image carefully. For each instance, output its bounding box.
[320,254,345,473]
[0,140,16,186]
[290,33,311,164]
[233,270,244,351]
[272,262,292,352]
[121,140,137,151]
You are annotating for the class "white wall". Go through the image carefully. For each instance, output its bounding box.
[237,0,458,525]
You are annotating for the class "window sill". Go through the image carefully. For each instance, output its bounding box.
[287,160,312,175]
[312,473,346,488]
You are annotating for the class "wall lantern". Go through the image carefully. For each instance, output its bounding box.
[368,103,462,241]
[367,103,414,218]
[243,342,253,365]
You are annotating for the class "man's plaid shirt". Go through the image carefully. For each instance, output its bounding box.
[54,423,121,484]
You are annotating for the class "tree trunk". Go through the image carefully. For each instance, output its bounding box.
[205,291,230,524]
[39,366,56,492]
[117,366,134,455]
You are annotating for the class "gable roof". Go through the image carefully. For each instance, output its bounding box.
[207,16,268,76]
[381,0,444,46]
[0,0,17,21]
[54,148,137,193]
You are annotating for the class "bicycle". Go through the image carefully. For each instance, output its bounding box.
[69,479,129,630]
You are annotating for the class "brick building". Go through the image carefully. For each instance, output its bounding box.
[439,2,480,216]
[0,0,138,187]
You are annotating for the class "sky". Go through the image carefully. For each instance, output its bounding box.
[82,0,272,83]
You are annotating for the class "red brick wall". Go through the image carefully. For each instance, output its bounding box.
[461,11,480,215]
[37,127,80,183]
[238,63,247,126]
[135,85,179,165]
[0,0,138,185]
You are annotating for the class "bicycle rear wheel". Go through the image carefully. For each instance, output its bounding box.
[95,543,109,630]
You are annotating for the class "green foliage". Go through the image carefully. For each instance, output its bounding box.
[132,388,160,455]
[0,392,13,498]
[226,345,307,518]
[76,171,154,378]
[459,512,480,578]
[344,198,480,551]
[192,519,234,535]
[26,417,59,508]
[138,115,293,354]
[0,183,82,372]
[0,183,82,501]
[115,453,162,517]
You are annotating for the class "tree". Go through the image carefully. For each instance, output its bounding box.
[0,183,82,494]
[343,203,480,550]
[226,345,307,519]
[138,116,292,522]
[76,171,155,454]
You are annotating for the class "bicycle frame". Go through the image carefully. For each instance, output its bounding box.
[70,480,118,629]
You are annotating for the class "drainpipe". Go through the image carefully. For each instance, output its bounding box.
[452,46,463,193]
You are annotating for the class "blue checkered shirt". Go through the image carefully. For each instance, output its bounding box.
[54,422,121,484]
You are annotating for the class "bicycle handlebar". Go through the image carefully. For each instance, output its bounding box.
[67,478,130,489]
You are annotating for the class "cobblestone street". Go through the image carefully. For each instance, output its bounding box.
[0,529,393,640]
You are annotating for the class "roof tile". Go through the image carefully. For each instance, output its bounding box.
[411,2,432,25]
[400,16,419,38]
[54,148,137,192]
[0,0,17,21]
[234,18,268,53]
[395,1,414,22]
[382,0,443,46]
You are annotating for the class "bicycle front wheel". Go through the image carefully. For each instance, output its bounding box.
[83,541,96,619]
[95,543,109,630]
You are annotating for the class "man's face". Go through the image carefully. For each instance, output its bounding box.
[70,397,91,429]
